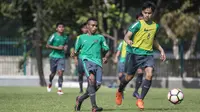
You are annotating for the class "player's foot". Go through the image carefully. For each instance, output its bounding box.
[92,106,103,112]
[47,84,52,92]
[57,90,64,95]
[136,99,144,110]
[74,96,82,112]
[115,90,123,105]
[133,91,140,99]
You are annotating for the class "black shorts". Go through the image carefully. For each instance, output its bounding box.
[125,53,154,75]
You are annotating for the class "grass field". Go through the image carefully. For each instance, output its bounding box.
[0,87,199,112]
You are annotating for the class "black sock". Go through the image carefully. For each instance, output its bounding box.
[118,76,129,92]
[58,76,63,88]
[135,73,143,92]
[49,73,55,83]
[79,75,83,92]
[79,91,89,102]
[140,79,152,99]
[88,84,97,107]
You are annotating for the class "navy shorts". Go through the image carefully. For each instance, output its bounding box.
[50,58,65,73]
[125,53,154,75]
[77,58,85,75]
[82,59,102,85]
[118,62,125,73]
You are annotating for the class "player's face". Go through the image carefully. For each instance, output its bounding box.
[87,21,98,34]
[81,25,88,33]
[56,25,65,33]
[142,8,153,21]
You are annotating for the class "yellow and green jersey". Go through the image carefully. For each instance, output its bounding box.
[117,41,127,62]
[127,20,159,55]
[75,34,109,67]
[47,32,68,58]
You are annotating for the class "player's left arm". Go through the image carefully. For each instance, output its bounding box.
[101,36,110,64]
[153,24,166,61]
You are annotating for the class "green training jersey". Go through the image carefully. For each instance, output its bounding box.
[117,41,127,62]
[75,33,109,67]
[47,32,68,58]
[127,20,159,55]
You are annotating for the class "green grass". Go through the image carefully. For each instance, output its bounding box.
[0,87,199,112]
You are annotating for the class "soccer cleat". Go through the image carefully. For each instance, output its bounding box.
[115,90,123,105]
[47,84,52,92]
[133,91,140,99]
[92,106,103,112]
[136,99,144,110]
[74,96,82,112]
[57,90,64,95]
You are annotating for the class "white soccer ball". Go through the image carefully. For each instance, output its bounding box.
[167,88,184,104]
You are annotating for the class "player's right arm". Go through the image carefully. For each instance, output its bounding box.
[114,42,122,63]
[46,34,64,50]
[124,21,140,46]
[71,36,82,57]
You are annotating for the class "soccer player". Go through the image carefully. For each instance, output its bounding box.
[115,1,166,110]
[74,23,88,93]
[72,18,110,112]
[114,40,127,83]
[46,22,68,95]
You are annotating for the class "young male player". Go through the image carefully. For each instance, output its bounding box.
[115,1,166,110]
[72,18,110,112]
[46,22,68,95]
[74,23,88,93]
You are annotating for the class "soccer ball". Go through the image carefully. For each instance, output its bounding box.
[167,88,184,104]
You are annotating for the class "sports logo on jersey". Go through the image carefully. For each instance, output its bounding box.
[144,28,154,32]
[93,40,98,43]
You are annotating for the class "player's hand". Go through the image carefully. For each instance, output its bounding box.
[126,40,133,46]
[160,51,166,61]
[103,57,108,64]
[113,57,118,64]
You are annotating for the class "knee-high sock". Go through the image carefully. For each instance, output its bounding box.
[140,79,152,99]
[118,76,129,92]
[49,73,55,84]
[78,75,83,92]
[135,73,143,92]
[58,76,63,88]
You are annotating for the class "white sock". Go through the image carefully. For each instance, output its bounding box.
[58,87,62,90]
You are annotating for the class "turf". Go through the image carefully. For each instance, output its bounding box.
[0,87,199,112]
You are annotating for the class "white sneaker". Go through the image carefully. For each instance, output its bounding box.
[47,84,52,92]
[57,90,64,95]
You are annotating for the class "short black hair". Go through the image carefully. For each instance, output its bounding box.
[80,22,87,28]
[56,22,65,28]
[86,17,98,24]
[136,12,143,19]
[142,1,156,12]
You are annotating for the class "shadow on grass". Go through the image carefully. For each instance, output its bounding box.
[145,107,179,111]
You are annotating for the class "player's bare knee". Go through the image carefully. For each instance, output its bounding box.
[57,70,63,76]
[125,75,134,81]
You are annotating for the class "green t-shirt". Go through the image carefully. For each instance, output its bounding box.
[117,41,127,62]
[127,21,159,55]
[47,32,68,58]
[75,33,109,67]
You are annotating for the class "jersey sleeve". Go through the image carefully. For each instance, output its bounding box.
[47,34,55,45]
[128,21,141,34]
[154,24,160,39]
[75,35,82,53]
[117,41,123,51]
[101,36,109,51]
[64,35,69,45]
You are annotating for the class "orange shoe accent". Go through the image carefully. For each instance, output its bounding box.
[116,90,123,105]
[136,99,144,110]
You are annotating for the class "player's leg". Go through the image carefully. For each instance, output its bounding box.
[56,58,65,95]
[116,53,138,105]
[118,62,125,82]
[133,68,143,98]
[136,55,154,110]
[47,58,57,92]
[78,58,84,93]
